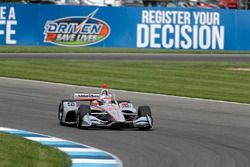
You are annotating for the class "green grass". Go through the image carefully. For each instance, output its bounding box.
[0,46,250,54]
[0,132,71,167]
[0,59,250,103]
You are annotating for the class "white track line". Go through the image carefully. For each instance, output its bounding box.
[0,127,18,131]
[25,137,66,142]
[72,159,117,164]
[58,147,101,152]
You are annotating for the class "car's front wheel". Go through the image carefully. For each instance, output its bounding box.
[58,99,76,125]
[137,105,153,130]
[58,101,65,125]
[77,105,91,129]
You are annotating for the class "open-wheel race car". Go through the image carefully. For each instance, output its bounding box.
[58,84,153,130]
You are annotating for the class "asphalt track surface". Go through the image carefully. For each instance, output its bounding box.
[1,53,250,61]
[1,77,250,167]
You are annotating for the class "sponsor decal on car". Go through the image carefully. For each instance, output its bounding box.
[44,9,110,47]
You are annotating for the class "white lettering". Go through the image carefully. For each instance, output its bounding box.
[162,25,174,48]
[137,11,224,50]
[137,24,149,48]
[174,25,180,48]
[214,13,220,25]
[142,10,148,23]
[193,25,198,49]
[136,24,224,50]
[199,26,211,49]
[0,7,17,45]
[6,20,16,44]
[193,12,200,25]
[140,10,191,25]
[193,12,221,25]
[0,7,6,20]
[8,7,15,20]
[181,25,192,49]
[150,24,161,48]
[212,26,224,49]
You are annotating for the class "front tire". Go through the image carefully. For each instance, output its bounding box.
[138,106,152,117]
[137,106,153,130]
[59,109,64,125]
[77,105,91,129]
[58,99,76,125]
[58,101,65,125]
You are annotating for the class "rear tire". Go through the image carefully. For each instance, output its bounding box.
[77,105,91,129]
[137,106,153,130]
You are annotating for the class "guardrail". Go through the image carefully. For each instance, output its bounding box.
[0,4,249,50]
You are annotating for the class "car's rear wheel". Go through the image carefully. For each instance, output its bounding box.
[77,105,91,129]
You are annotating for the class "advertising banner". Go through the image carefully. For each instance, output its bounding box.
[0,4,249,50]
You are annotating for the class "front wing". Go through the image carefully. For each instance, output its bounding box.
[80,114,153,129]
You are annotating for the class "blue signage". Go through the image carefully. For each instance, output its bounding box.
[0,4,249,51]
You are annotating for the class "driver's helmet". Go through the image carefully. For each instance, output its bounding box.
[101,90,108,96]
[99,84,116,105]
[99,93,113,105]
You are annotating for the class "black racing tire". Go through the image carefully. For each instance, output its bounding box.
[77,105,91,129]
[137,106,153,130]
[138,106,152,117]
[58,99,76,125]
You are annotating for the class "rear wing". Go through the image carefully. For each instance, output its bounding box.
[73,93,100,101]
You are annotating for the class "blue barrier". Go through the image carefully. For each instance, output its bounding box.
[0,4,249,50]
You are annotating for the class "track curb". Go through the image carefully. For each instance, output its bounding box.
[0,127,123,167]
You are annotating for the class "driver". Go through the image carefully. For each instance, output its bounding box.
[98,84,115,105]
[90,84,116,106]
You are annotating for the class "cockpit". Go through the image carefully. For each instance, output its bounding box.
[91,84,117,106]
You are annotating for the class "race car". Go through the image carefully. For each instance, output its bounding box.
[58,84,153,130]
